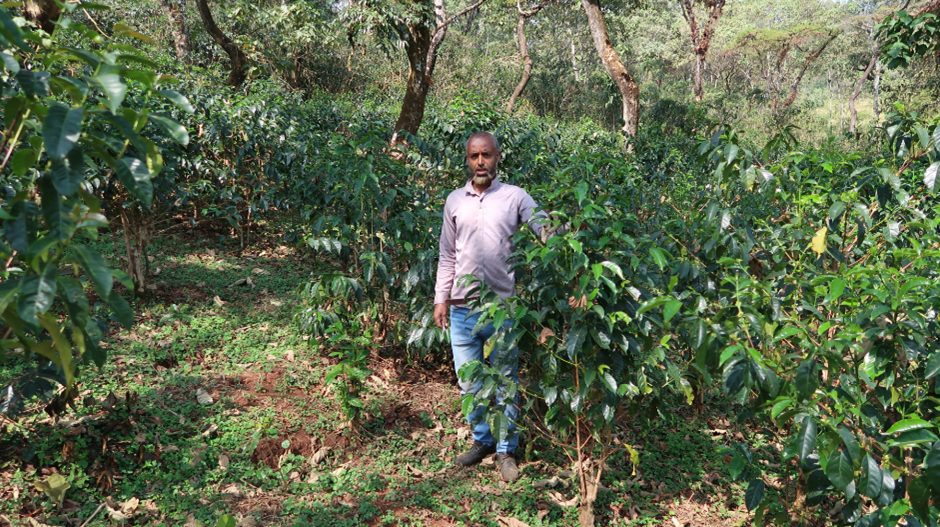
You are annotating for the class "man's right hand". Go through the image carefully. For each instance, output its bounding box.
[434,303,449,330]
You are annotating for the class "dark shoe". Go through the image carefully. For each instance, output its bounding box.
[497,453,519,482]
[455,440,496,466]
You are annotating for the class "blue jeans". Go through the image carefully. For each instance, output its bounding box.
[450,306,519,454]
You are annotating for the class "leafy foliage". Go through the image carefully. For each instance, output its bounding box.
[0,5,189,415]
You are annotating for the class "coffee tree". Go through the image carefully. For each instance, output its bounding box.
[0,5,190,416]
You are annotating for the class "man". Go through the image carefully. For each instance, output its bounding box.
[434,131,551,483]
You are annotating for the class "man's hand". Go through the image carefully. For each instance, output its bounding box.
[434,303,449,330]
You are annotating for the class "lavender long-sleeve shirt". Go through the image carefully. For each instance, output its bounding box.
[434,178,547,304]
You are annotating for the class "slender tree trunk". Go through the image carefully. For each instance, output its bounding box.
[120,209,150,297]
[159,0,192,63]
[568,21,581,83]
[507,0,552,113]
[580,0,638,138]
[24,0,59,34]
[680,0,725,102]
[195,0,248,88]
[873,61,882,122]
[778,32,838,113]
[849,51,878,135]
[425,0,447,84]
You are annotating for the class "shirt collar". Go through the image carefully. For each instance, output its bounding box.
[464,177,502,197]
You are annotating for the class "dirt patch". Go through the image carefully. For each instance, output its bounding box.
[250,429,316,468]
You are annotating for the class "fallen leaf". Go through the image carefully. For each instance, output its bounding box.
[547,490,578,508]
[228,277,254,288]
[121,496,140,514]
[221,484,241,497]
[533,476,562,489]
[195,389,213,405]
[252,268,270,275]
[285,349,295,361]
[309,447,329,465]
[213,295,226,307]
[538,327,555,344]
[135,432,147,443]
[33,473,70,505]
[456,428,470,441]
[202,423,219,437]
[406,464,425,478]
[219,453,230,469]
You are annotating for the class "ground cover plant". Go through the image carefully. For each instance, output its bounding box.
[2,1,940,527]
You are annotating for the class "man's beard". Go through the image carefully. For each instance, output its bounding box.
[471,171,496,186]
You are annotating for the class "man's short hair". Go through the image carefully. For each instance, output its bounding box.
[466,131,500,153]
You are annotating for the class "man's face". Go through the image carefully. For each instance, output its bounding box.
[466,135,501,187]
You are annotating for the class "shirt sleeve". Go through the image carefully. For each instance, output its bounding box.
[519,190,549,239]
[434,196,456,304]
[520,190,568,242]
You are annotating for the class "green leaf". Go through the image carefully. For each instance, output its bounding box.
[649,247,668,270]
[663,299,682,324]
[794,359,818,401]
[908,476,931,523]
[16,69,50,98]
[825,448,854,491]
[215,514,237,527]
[745,479,765,511]
[926,440,940,490]
[925,353,940,380]
[157,89,195,114]
[89,73,127,113]
[42,103,84,161]
[600,371,617,393]
[829,278,845,301]
[860,455,883,498]
[837,426,861,463]
[925,161,939,193]
[796,416,817,461]
[887,428,938,448]
[148,113,189,145]
[17,264,58,325]
[114,157,153,206]
[107,290,134,328]
[72,244,112,298]
[50,149,85,196]
[0,8,26,50]
[0,51,18,73]
[0,280,18,315]
[11,148,37,177]
[828,201,846,222]
[885,418,933,434]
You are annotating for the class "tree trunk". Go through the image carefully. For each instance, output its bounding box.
[392,18,433,144]
[849,51,878,136]
[158,0,192,63]
[873,61,882,122]
[680,0,725,103]
[425,0,447,83]
[580,0,638,138]
[506,0,552,114]
[24,0,59,34]
[391,0,489,144]
[778,32,838,114]
[195,0,248,88]
[119,209,150,297]
[568,21,581,83]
